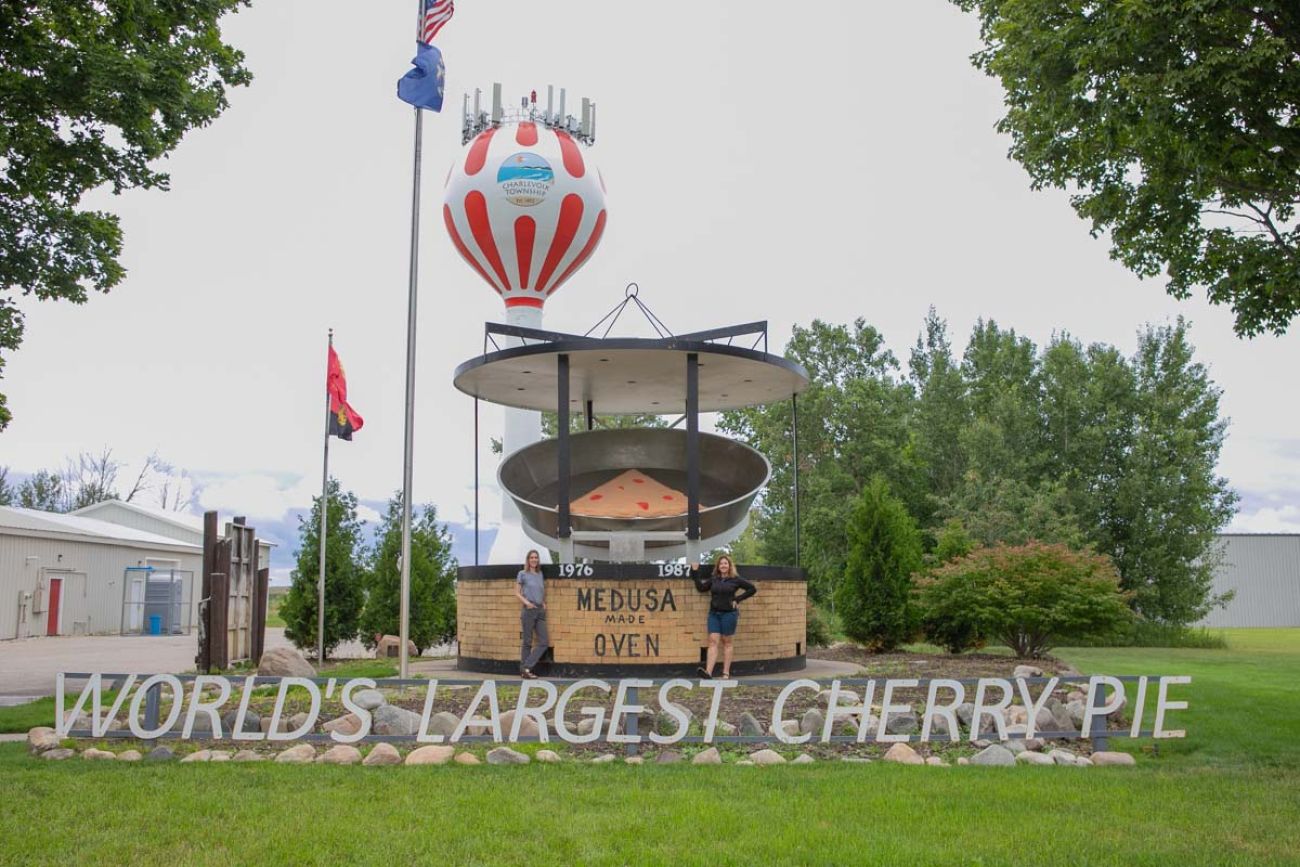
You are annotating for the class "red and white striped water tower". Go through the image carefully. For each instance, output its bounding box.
[443,84,607,562]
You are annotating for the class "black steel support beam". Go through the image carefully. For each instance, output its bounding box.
[672,321,768,345]
[557,354,571,539]
[585,399,594,431]
[485,322,593,345]
[792,393,800,569]
[686,352,700,541]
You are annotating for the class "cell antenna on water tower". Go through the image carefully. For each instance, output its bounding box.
[445,82,607,564]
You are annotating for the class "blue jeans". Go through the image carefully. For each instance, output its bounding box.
[707,609,739,636]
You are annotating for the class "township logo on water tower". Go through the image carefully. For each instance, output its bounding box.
[497,152,555,207]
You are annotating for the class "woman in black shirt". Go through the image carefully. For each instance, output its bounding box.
[691,554,756,679]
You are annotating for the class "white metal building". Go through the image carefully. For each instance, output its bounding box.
[71,499,273,572]
[0,506,203,640]
[1201,533,1300,628]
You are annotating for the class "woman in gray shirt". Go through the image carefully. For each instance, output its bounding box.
[515,549,548,679]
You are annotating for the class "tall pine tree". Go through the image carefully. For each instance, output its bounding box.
[281,478,366,660]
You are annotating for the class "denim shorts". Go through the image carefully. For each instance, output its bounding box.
[707,609,739,636]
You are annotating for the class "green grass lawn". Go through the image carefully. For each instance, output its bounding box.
[1,630,1298,865]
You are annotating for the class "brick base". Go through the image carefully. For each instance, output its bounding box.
[457,565,807,674]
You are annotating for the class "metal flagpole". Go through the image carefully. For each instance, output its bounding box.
[398,0,425,680]
[318,328,333,665]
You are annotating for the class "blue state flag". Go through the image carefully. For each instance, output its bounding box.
[397,42,445,112]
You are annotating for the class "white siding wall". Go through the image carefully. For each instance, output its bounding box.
[75,502,204,546]
[1201,534,1300,628]
[0,534,202,640]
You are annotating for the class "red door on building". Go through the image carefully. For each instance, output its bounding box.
[46,577,62,636]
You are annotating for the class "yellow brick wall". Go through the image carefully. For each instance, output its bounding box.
[458,577,806,666]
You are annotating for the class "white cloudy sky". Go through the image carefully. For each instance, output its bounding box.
[4,1,1298,578]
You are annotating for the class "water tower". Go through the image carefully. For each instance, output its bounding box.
[443,84,606,563]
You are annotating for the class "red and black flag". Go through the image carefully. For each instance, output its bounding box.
[327,347,364,441]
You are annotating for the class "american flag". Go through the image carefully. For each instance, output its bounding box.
[420,0,454,45]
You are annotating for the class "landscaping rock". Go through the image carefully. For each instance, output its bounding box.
[1032,706,1056,734]
[317,744,363,765]
[885,711,919,736]
[1050,706,1079,736]
[956,757,970,766]
[498,709,540,739]
[274,744,316,764]
[425,711,461,739]
[769,719,800,739]
[145,746,175,762]
[322,713,363,736]
[41,748,76,761]
[404,745,454,766]
[970,745,1016,766]
[691,747,722,765]
[738,712,763,737]
[1049,749,1078,765]
[1065,701,1087,729]
[180,750,212,763]
[926,713,957,740]
[535,749,562,763]
[750,749,786,765]
[1091,751,1136,766]
[118,750,143,762]
[232,750,264,762]
[26,727,60,754]
[625,756,644,765]
[925,756,946,766]
[737,760,755,766]
[1006,706,1028,726]
[956,703,975,726]
[1024,738,1046,752]
[454,752,481,765]
[792,754,815,764]
[1004,739,1028,755]
[1076,756,1094,767]
[285,712,311,733]
[818,688,861,708]
[83,748,116,761]
[362,743,402,766]
[209,751,232,762]
[373,634,417,659]
[590,754,617,764]
[372,704,422,737]
[655,751,683,765]
[257,647,316,678]
[576,717,598,737]
[882,743,924,765]
[1013,664,1044,679]
[1016,751,1055,765]
[461,716,494,737]
[715,720,738,736]
[486,747,530,765]
[221,709,261,735]
[1066,690,1086,705]
[973,709,1006,739]
[800,709,826,736]
[353,689,386,711]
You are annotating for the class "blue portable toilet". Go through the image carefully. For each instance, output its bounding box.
[148,615,163,636]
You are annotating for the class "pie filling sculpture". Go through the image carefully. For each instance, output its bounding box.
[569,469,688,518]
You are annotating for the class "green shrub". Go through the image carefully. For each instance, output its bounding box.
[917,542,1132,658]
[834,477,923,652]
[805,599,837,648]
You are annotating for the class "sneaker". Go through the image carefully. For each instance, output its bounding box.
[522,669,538,680]
[697,667,712,680]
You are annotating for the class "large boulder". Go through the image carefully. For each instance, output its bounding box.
[750,749,786,766]
[970,744,1016,767]
[498,709,540,739]
[221,709,261,735]
[352,689,386,711]
[318,745,363,765]
[882,743,923,765]
[486,747,530,765]
[274,744,316,764]
[404,745,455,765]
[257,647,316,678]
[373,634,417,659]
[372,704,422,737]
[800,709,826,736]
[26,727,60,754]
[362,743,402,766]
